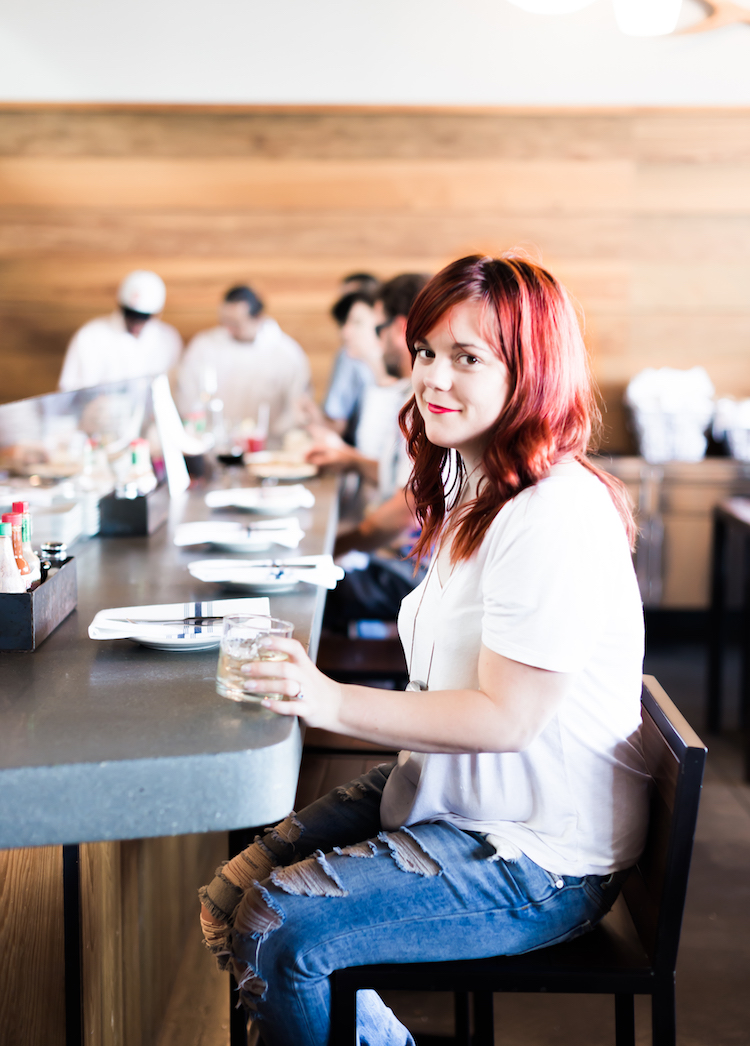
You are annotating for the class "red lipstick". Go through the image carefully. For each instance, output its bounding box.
[427,403,459,414]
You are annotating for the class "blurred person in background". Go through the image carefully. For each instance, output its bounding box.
[306,273,431,632]
[322,289,384,442]
[298,272,382,439]
[177,284,311,446]
[58,270,182,392]
[337,271,380,298]
[307,273,428,503]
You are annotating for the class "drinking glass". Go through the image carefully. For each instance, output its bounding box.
[216,614,294,703]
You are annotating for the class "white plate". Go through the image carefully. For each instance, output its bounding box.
[197,571,299,594]
[133,630,222,652]
[244,455,318,481]
[222,577,300,594]
[209,538,274,553]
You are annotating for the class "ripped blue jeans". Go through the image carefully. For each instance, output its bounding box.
[199,763,626,1046]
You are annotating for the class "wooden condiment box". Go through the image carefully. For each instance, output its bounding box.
[0,557,77,651]
[99,483,170,537]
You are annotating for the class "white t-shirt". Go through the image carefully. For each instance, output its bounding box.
[380,462,650,877]
[58,312,183,392]
[177,319,311,441]
[355,378,412,501]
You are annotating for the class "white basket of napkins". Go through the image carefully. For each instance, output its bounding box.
[624,367,715,464]
[713,398,750,461]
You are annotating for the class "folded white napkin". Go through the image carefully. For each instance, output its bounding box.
[205,485,315,513]
[89,596,271,640]
[174,518,304,550]
[188,555,344,591]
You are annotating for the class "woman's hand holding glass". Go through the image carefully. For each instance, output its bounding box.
[244,635,345,729]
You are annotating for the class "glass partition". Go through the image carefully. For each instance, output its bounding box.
[0,378,164,545]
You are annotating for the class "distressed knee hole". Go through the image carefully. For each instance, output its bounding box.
[378,829,442,876]
[234,883,285,938]
[335,840,378,858]
[270,812,303,847]
[224,838,279,892]
[271,850,347,897]
[335,780,368,802]
[232,958,267,1002]
[198,908,232,970]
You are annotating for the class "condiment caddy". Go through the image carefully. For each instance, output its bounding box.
[0,503,77,650]
[97,438,169,537]
[99,483,170,536]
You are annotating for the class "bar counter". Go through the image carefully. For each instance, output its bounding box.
[0,469,340,1046]
[0,471,339,848]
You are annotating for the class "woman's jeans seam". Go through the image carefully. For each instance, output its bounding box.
[291,884,600,973]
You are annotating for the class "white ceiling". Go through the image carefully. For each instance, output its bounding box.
[0,0,749,105]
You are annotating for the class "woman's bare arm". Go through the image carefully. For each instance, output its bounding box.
[243,639,569,754]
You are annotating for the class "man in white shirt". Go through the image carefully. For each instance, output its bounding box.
[58,270,182,392]
[177,284,311,445]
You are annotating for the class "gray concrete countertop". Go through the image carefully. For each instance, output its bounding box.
[0,470,339,848]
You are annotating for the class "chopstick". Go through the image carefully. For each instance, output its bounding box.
[249,559,321,568]
[121,615,225,625]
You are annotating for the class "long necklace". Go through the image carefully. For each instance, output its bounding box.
[406,466,474,692]
[406,557,437,692]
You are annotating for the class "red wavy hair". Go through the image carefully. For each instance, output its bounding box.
[400,254,636,563]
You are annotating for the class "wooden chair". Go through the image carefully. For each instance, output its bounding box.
[329,676,707,1046]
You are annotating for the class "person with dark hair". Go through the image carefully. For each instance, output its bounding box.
[223,284,264,316]
[199,255,649,1046]
[310,273,431,631]
[378,272,432,328]
[58,270,182,391]
[307,273,429,495]
[177,283,311,444]
[323,290,384,441]
[338,271,381,297]
[329,290,374,328]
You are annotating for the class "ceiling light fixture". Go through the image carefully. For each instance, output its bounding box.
[506,0,685,35]
[612,0,684,35]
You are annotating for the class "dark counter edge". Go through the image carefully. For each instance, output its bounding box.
[0,728,302,850]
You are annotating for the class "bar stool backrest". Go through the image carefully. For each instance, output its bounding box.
[624,676,707,976]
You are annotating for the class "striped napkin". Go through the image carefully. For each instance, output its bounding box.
[188,555,344,590]
[88,597,271,641]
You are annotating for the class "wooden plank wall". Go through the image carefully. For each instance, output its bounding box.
[1,105,750,452]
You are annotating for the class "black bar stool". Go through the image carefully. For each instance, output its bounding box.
[708,499,750,780]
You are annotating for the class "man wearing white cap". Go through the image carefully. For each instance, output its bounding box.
[58,270,183,391]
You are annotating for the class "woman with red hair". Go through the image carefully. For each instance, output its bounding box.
[200,256,649,1046]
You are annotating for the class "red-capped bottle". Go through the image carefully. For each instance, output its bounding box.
[1,513,31,588]
[11,501,41,583]
[0,522,25,592]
